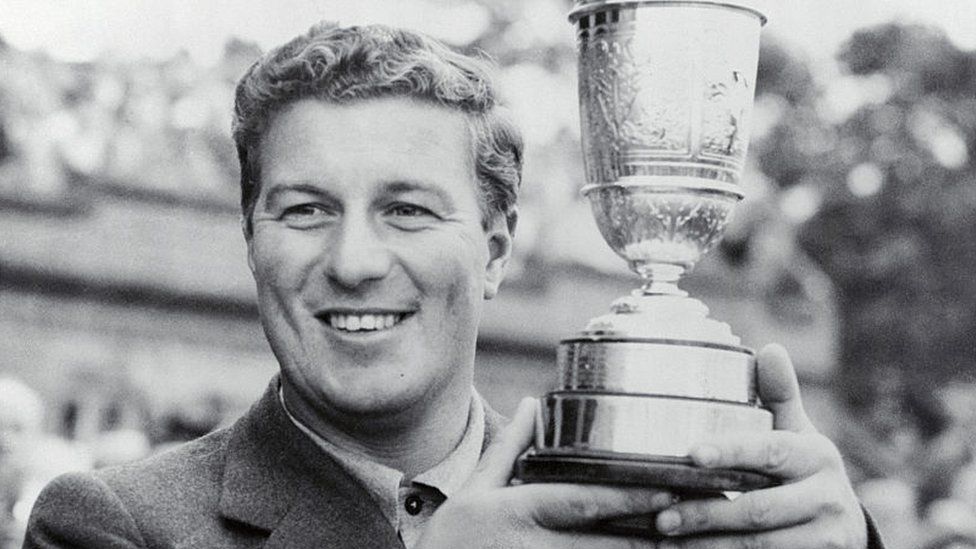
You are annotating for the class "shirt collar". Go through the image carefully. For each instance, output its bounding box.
[277,385,485,522]
[412,390,484,498]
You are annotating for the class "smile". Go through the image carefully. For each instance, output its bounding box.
[321,312,411,332]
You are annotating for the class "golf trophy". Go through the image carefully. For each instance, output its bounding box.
[516,0,773,495]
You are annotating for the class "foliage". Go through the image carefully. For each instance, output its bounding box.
[784,24,976,412]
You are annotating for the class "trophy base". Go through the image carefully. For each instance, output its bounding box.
[515,451,775,493]
[515,452,775,538]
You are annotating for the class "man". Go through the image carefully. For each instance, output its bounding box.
[25,23,883,548]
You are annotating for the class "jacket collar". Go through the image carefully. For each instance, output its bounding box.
[218,376,401,548]
[217,376,509,548]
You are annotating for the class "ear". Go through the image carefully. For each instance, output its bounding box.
[483,208,517,300]
[241,215,256,274]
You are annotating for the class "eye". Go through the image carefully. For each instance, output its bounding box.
[385,202,439,230]
[389,203,432,217]
[280,203,334,227]
[284,204,322,217]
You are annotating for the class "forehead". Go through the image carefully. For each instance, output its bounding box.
[257,97,475,196]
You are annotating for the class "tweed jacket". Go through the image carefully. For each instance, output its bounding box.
[23,378,505,549]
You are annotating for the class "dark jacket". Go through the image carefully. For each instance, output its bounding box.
[23,378,503,548]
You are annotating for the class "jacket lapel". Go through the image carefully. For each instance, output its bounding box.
[216,378,511,548]
[218,377,402,548]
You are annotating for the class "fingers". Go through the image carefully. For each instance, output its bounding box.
[688,431,843,480]
[550,530,665,549]
[756,343,816,433]
[653,520,861,549]
[465,397,538,491]
[654,477,833,535]
[421,516,667,549]
[513,483,674,529]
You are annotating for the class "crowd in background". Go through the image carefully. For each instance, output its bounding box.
[0,38,258,210]
[0,376,227,548]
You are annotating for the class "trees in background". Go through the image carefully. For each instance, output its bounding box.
[791,25,976,411]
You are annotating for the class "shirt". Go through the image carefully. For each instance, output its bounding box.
[278,387,485,548]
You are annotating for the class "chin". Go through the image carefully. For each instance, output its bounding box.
[317,369,437,417]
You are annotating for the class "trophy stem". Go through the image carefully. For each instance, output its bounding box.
[635,263,688,297]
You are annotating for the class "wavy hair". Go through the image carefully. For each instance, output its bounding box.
[232,23,522,233]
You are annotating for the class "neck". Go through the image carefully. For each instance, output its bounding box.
[280,377,473,479]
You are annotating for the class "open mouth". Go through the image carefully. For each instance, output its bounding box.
[319,312,413,333]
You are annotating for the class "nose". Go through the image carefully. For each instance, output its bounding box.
[324,214,394,289]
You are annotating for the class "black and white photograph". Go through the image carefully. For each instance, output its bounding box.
[1,1,974,547]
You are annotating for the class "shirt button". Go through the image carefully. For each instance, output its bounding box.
[404,494,424,516]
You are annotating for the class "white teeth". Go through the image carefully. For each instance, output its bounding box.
[327,313,405,332]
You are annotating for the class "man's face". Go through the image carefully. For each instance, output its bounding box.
[247,97,512,419]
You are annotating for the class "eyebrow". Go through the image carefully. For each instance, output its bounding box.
[382,180,454,205]
[259,179,456,210]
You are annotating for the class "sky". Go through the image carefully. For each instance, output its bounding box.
[2,0,974,69]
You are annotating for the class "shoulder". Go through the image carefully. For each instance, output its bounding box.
[98,426,233,509]
[24,470,147,549]
[25,427,235,549]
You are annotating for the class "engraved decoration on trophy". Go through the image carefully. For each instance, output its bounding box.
[516,1,773,493]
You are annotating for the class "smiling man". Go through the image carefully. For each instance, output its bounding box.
[24,23,883,549]
[250,97,501,470]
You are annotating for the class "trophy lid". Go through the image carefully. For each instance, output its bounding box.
[569,0,768,25]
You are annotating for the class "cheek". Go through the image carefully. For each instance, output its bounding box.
[444,278,464,316]
[427,240,488,320]
[252,232,320,294]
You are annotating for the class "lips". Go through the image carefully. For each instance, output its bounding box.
[317,311,414,332]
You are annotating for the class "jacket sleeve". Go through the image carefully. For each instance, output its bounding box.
[22,472,146,549]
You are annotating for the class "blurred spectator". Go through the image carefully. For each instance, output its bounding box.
[925,498,976,541]
[950,460,976,518]
[0,377,91,549]
[858,477,927,549]
[153,392,228,454]
[91,429,151,469]
[0,377,43,547]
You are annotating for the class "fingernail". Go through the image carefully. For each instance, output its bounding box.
[656,509,682,534]
[692,444,720,467]
[652,491,674,509]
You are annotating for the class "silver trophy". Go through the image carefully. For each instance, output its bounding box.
[517,0,772,494]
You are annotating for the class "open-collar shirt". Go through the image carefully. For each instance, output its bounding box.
[278,386,485,548]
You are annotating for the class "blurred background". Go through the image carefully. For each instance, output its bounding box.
[1,1,975,547]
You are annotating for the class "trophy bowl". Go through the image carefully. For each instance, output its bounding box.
[585,183,740,294]
[516,0,774,500]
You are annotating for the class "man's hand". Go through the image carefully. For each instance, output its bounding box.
[418,398,674,548]
[652,344,869,549]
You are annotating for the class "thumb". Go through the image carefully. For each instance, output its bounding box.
[464,397,538,491]
[757,343,816,433]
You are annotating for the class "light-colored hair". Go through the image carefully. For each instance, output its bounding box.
[232,22,523,233]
